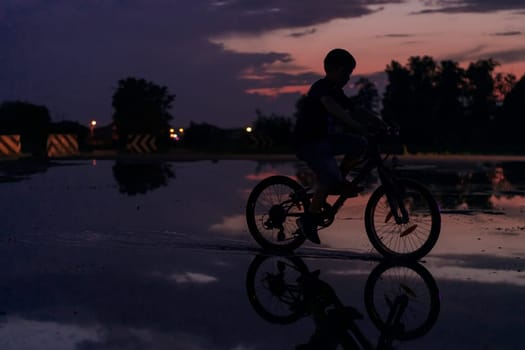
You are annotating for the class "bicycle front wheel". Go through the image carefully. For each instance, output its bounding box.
[365,178,441,260]
[364,260,440,340]
[246,176,307,251]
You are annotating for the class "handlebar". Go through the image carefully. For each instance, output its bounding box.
[368,125,400,144]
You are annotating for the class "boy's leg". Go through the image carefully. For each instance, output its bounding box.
[333,134,368,177]
[310,183,330,213]
[307,145,341,212]
[296,142,340,244]
[339,154,363,178]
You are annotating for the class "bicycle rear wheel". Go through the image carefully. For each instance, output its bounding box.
[245,254,309,324]
[246,176,307,251]
[365,178,441,260]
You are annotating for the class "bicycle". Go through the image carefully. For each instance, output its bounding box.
[245,254,441,349]
[245,128,441,260]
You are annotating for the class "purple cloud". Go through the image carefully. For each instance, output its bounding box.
[413,0,525,14]
[490,31,522,36]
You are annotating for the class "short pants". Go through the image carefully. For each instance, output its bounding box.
[296,133,367,189]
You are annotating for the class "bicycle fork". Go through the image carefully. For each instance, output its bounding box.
[378,168,410,225]
[377,294,409,349]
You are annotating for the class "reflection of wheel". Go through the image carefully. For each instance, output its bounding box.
[364,260,440,340]
[365,178,441,259]
[246,176,307,251]
[246,255,309,324]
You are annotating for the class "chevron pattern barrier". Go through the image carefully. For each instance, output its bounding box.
[126,134,157,153]
[47,134,79,157]
[0,135,21,156]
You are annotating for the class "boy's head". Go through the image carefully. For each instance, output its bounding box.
[324,48,356,87]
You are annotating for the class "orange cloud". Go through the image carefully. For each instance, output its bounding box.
[245,84,309,97]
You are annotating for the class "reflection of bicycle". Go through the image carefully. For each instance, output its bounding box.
[246,129,441,259]
[246,255,440,349]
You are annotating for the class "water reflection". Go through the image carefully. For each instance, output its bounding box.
[290,159,525,216]
[112,160,175,195]
[0,159,49,183]
[380,161,525,214]
[246,255,440,349]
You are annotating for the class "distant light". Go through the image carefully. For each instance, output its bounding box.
[179,128,184,133]
[246,126,253,133]
[90,120,97,127]
[170,133,180,141]
[169,128,175,133]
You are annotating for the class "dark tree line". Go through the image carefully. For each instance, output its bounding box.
[382,56,523,153]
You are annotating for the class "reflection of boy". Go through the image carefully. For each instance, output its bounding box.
[294,48,386,244]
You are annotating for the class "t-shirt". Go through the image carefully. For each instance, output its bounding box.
[294,78,351,143]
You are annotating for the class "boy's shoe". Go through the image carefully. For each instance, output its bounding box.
[297,212,321,244]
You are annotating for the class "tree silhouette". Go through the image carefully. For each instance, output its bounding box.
[494,72,517,101]
[112,77,175,149]
[182,122,223,150]
[382,60,411,131]
[434,60,468,149]
[465,59,499,121]
[0,101,50,157]
[500,74,525,151]
[352,77,380,113]
[408,56,439,149]
[382,57,440,151]
[253,109,293,151]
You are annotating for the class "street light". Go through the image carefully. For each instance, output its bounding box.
[246,126,253,133]
[90,120,97,137]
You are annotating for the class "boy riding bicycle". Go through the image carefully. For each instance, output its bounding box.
[294,48,386,244]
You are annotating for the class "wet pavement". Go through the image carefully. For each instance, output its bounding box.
[0,156,524,349]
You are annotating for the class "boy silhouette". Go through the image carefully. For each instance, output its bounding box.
[294,48,386,244]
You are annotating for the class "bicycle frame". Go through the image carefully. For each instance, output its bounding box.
[328,134,409,225]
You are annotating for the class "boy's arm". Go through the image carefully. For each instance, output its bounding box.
[320,96,367,135]
[351,106,387,131]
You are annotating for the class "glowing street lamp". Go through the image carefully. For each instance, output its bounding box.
[90,120,97,137]
[169,127,180,141]
[245,126,253,133]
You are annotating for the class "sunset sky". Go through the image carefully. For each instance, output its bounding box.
[1,0,524,128]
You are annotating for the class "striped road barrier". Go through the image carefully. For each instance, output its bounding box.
[126,134,157,153]
[47,134,79,157]
[0,135,21,156]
